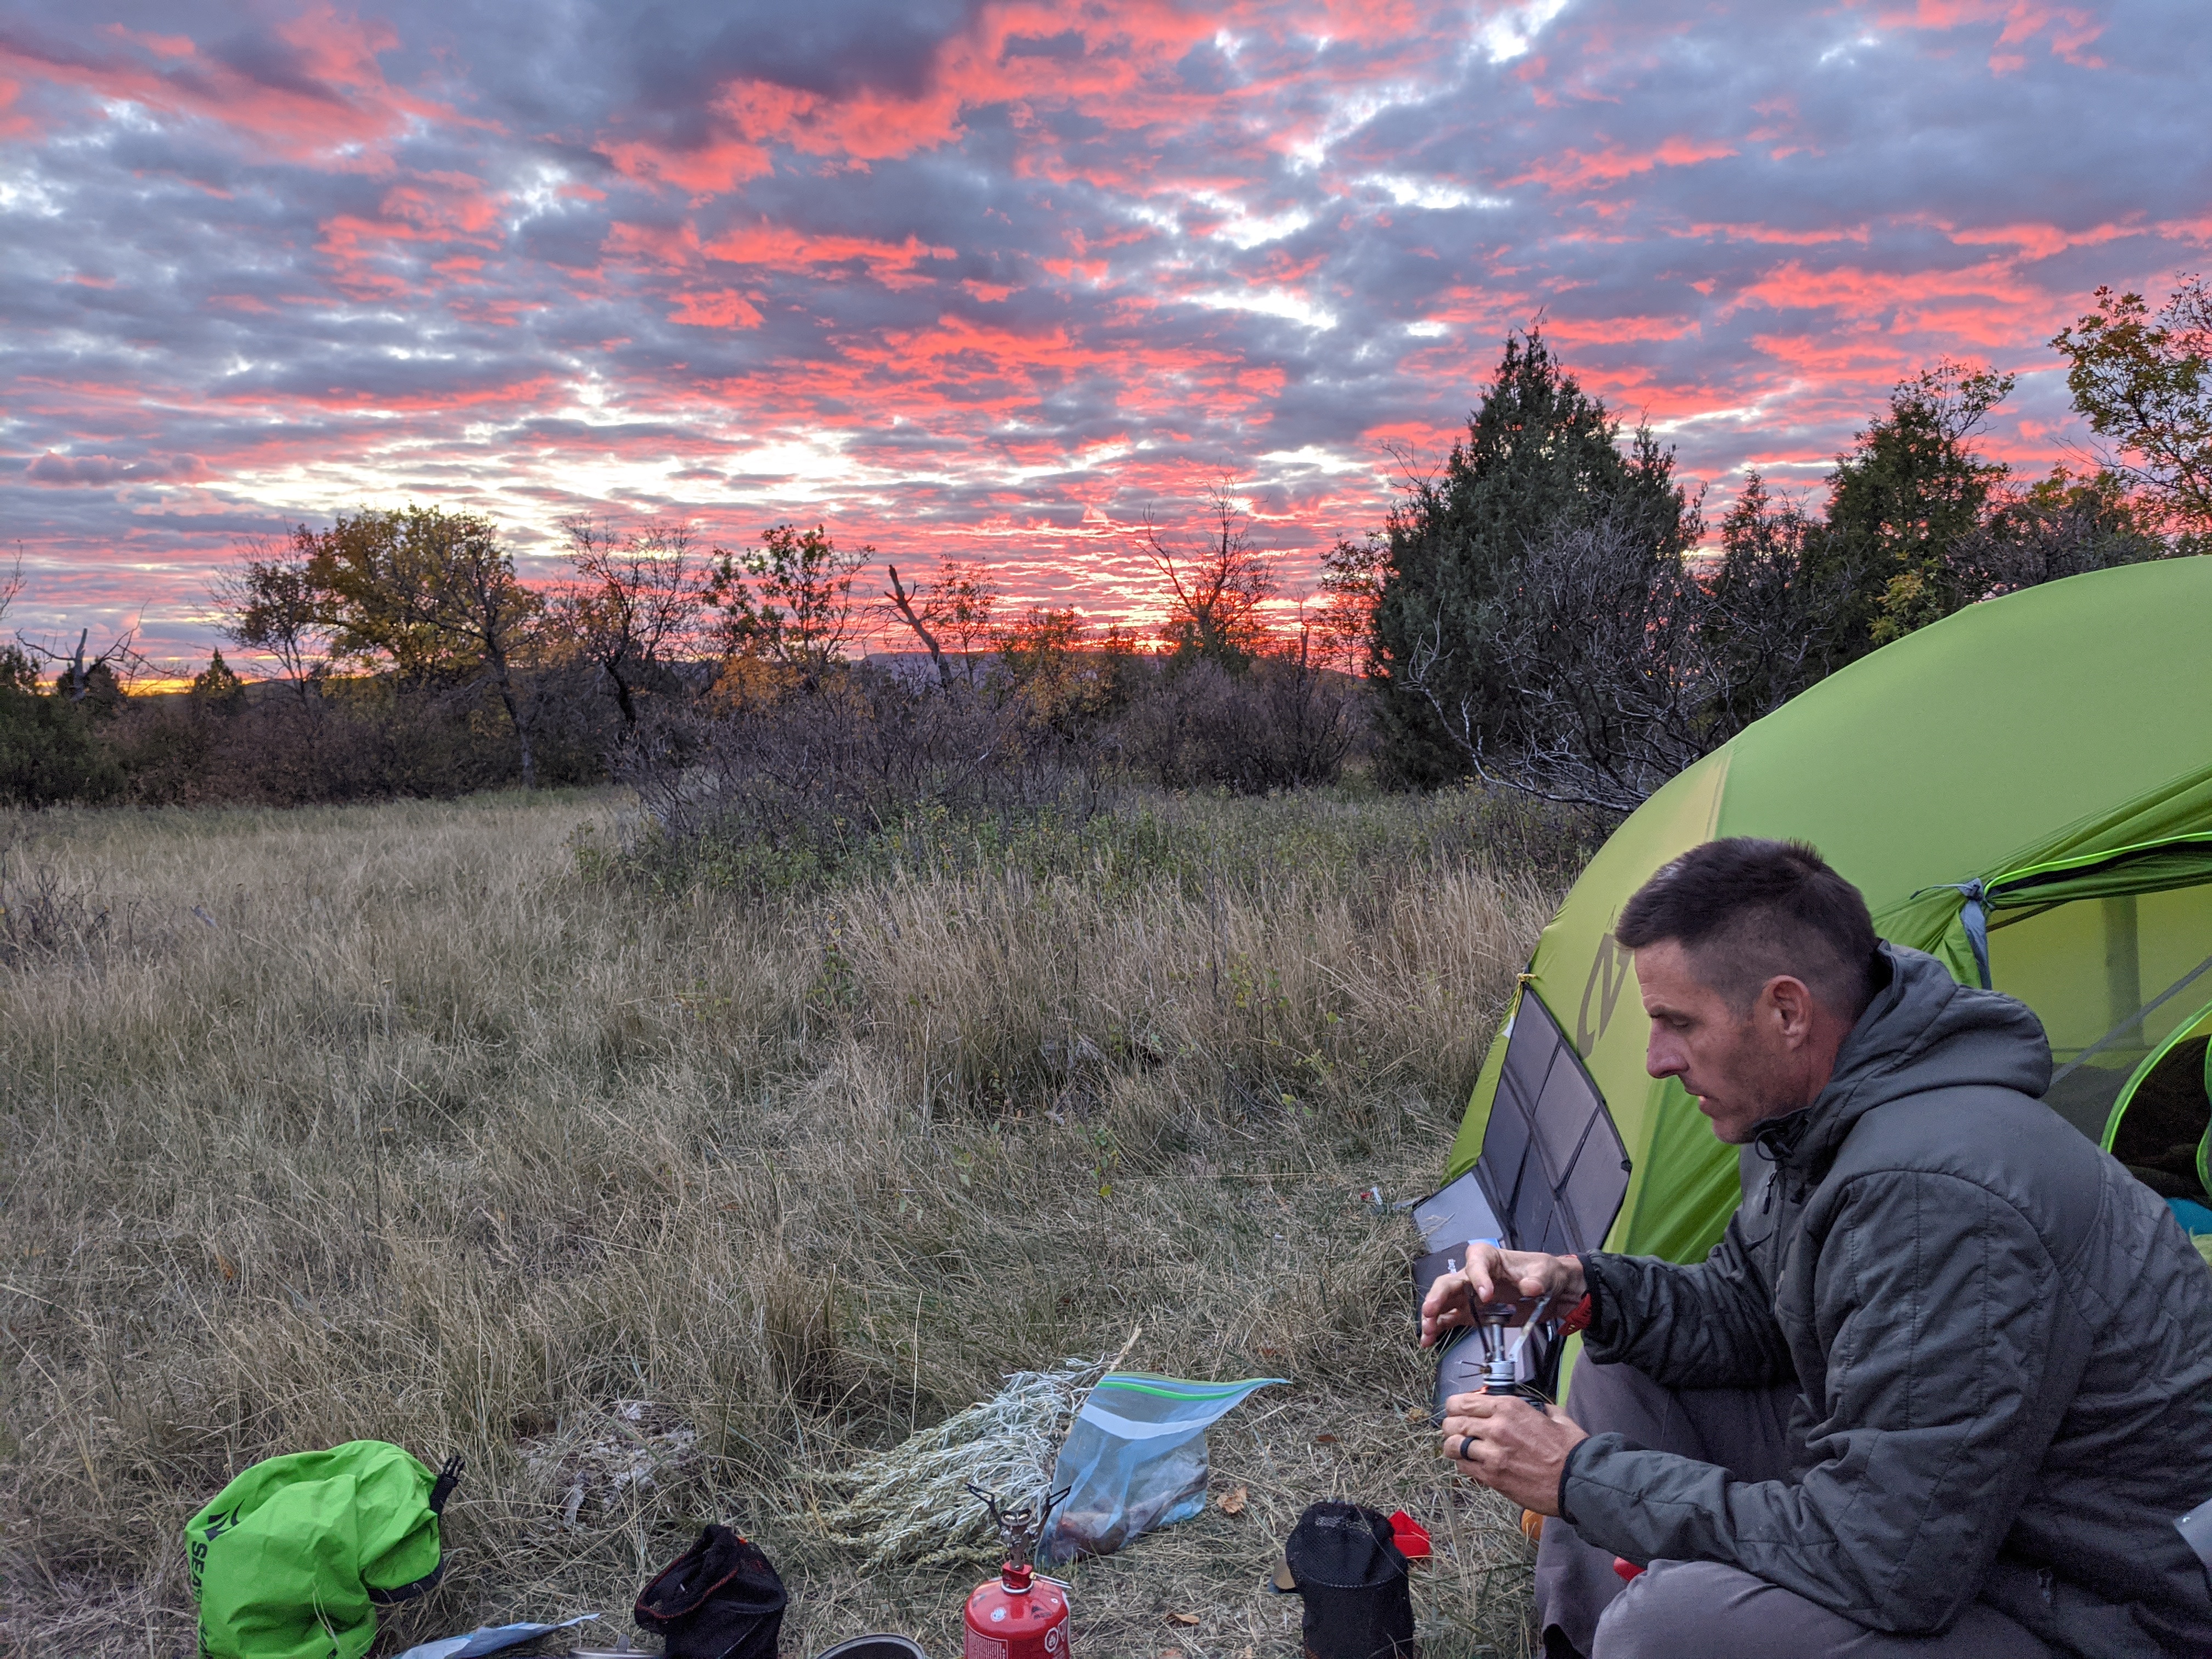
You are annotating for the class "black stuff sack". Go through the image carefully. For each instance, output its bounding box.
[635,1525,787,1659]
[1281,1502,1418,1659]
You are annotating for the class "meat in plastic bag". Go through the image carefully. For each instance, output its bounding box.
[1039,1373,1282,1565]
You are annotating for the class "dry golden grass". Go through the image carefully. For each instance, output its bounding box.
[1,788,1556,1658]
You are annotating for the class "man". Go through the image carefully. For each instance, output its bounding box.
[1420,838,2212,1658]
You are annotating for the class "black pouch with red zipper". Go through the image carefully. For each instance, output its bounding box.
[1281,1502,1418,1659]
[634,1524,787,1659]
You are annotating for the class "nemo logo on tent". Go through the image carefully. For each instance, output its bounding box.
[1577,933,1634,1056]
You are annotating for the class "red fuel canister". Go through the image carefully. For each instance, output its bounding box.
[962,1482,1073,1659]
[962,1560,1071,1659]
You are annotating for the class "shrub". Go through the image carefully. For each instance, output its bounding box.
[0,647,122,806]
[1116,652,1363,794]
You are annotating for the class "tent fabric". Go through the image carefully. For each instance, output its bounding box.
[1447,557,2212,1267]
[1875,762,2212,989]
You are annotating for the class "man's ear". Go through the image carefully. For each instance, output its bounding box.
[1764,974,1816,1044]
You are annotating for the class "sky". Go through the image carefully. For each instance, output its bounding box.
[2,0,2208,665]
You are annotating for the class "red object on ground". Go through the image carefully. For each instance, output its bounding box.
[963,1560,1072,1659]
[1387,1510,1432,1560]
[1612,1557,1645,1583]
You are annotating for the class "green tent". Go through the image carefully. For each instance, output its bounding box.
[1446,556,2212,1270]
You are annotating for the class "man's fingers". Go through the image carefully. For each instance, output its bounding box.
[1418,1273,1470,1346]
[1447,1438,1509,1485]
[1440,1395,1505,1424]
[1441,1431,1499,1470]
[1439,1398,1517,1443]
[1417,1278,1452,1321]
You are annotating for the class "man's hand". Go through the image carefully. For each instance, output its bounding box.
[1419,1243,1585,1349]
[1438,1392,1588,1516]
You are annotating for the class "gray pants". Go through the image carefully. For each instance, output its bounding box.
[1534,1358,2051,1659]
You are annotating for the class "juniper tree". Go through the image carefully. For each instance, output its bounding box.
[1807,359,2012,653]
[1368,328,1695,785]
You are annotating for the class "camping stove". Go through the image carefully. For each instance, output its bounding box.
[1476,1303,1528,1396]
[962,1483,1073,1659]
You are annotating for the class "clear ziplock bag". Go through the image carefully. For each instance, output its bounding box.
[1039,1372,1283,1564]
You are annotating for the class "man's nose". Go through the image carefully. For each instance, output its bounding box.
[1646,1031,1684,1079]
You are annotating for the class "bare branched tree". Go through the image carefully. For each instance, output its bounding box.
[1137,481,1278,667]
[555,518,709,727]
[18,619,148,706]
[882,565,950,689]
[880,558,1000,689]
[211,537,334,706]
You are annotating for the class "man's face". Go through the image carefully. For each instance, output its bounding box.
[1632,940,1807,1144]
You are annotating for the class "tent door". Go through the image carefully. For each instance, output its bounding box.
[1989,879,2212,1142]
[2101,996,2212,1206]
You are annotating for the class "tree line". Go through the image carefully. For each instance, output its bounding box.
[0,487,1358,812]
[1346,274,2207,810]
[2,273,2204,820]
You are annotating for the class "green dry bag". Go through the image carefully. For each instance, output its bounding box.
[185,1441,462,1659]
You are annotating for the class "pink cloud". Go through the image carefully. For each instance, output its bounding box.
[1518,137,1740,191]
[0,6,473,162]
[1866,0,2106,69]
[669,289,764,328]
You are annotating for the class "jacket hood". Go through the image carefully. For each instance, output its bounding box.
[1761,943,2052,1179]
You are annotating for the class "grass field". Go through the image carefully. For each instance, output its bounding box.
[2,786,1564,1658]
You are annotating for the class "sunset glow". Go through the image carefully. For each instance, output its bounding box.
[2,0,2205,661]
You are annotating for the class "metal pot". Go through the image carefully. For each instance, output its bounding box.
[810,1639,930,1659]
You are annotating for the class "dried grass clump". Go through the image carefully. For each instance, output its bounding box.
[808,1359,1097,1572]
[1,787,1559,1658]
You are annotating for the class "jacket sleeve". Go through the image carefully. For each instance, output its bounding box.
[1579,1210,1794,1388]
[1561,1170,2083,1635]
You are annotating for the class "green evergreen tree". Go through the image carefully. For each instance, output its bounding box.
[191,648,248,713]
[1807,359,2013,653]
[1702,472,1839,730]
[1368,328,1695,783]
[0,644,119,805]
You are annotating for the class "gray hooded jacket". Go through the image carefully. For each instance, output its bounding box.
[1564,944,2212,1658]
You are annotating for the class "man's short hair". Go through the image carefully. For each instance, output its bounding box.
[1615,838,1879,1018]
